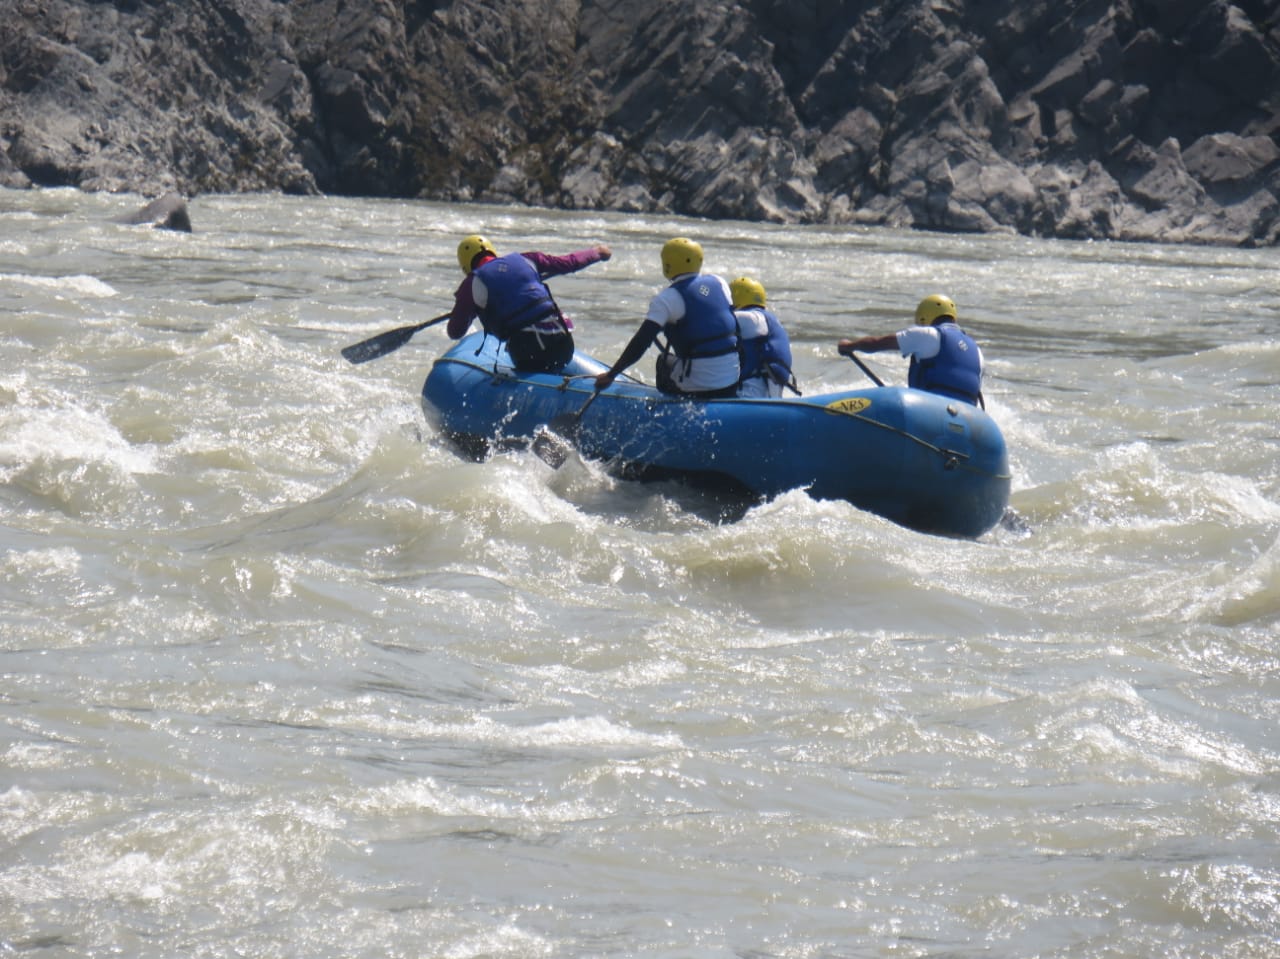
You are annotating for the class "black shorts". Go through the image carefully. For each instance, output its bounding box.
[507,326,575,373]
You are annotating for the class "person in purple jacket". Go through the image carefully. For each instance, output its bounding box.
[448,234,611,373]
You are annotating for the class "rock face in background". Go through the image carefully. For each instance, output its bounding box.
[2,0,1278,246]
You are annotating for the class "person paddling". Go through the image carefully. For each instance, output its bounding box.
[449,234,611,373]
[594,237,740,398]
[837,294,984,406]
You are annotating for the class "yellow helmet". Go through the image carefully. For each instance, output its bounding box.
[915,294,958,325]
[457,234,497,273]
[730,276,767,309]
[660,237,703,280]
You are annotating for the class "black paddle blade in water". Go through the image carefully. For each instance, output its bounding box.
[530,390,602,468]
[341,327,416,364]
[531,426,572,468]
[341,314,450,364]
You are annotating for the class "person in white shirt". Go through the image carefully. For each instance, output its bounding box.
[837,294,984,406]
[731,276,797,398]
[594,237,740,398]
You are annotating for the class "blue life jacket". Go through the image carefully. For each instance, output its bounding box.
[909,322,982,403]
[666,274,738,359]
[737,306,795,389]
[475,253,559,339]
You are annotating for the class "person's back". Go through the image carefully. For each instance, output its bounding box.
[906,323,981,404]
[448,234,610,373]
[658,269,739,394]
[474,252,557,340]
[837,293,984,406]
[594,237,739,399]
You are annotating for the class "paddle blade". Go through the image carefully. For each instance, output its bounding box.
[341,314,451,365]
[531,426,572,468]
[531,391,601,468]
[341,326,419,364]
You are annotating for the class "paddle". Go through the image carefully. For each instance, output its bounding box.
[531,389,603,468]
[846,351,886,387]
[341,313,451,364]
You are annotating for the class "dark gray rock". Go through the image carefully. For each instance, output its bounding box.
[1183,133,1280,185]
[114,191,193,231]
[1,0,1277,246]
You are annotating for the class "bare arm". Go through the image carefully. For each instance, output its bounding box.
[595,320,663,390]
[837,333,899,356]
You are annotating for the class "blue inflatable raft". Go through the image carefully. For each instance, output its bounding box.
[421,333,1011,538]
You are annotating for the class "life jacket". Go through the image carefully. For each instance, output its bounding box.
[665,274,738,360]
[909,322,982,403]
[474,253,560,340]
[737,306,797,393]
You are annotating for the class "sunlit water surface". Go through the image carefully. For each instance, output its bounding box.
[2,189,1278,958]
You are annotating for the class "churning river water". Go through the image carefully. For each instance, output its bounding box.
[2,188,1278,958]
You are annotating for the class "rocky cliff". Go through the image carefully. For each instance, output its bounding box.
[3,0,1278,246]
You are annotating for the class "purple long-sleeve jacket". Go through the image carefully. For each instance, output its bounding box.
[448,247,608,340]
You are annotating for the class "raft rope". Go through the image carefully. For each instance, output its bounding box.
[433,354,1009,480]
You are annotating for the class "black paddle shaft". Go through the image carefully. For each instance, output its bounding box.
[549,388,603,439]
[848,352,886,387]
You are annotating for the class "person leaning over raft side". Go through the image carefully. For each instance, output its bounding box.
[837,294,985,407]
[731,276,799,398]
[449,234,611,373]
[593,237,740,398]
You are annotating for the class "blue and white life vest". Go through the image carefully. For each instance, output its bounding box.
[737,306,795,390]
[666,274,738,359]
[909,322,982,403]
[475,253,559,339]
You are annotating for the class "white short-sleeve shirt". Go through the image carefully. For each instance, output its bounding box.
[896,326,984,371]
